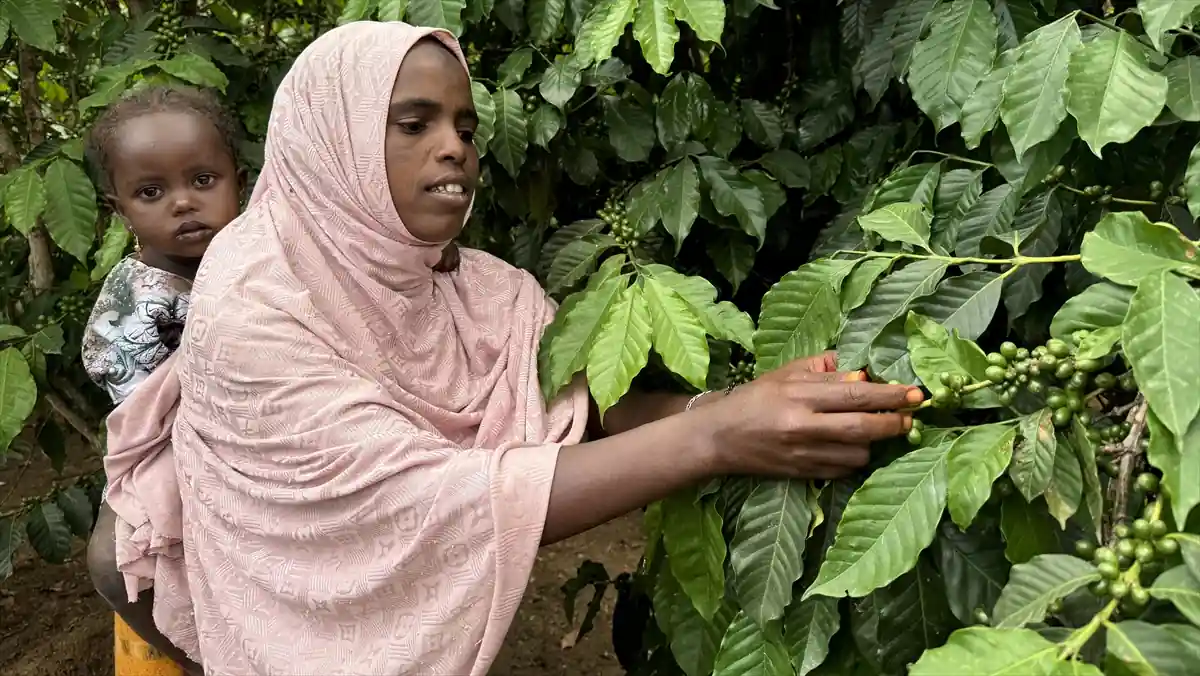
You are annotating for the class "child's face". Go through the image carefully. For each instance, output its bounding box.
[107,111,242,262]
[385,40,480,243]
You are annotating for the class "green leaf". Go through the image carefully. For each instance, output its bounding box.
[539,57,582,108]
[158,53,229,92]
[527,0,566,43]
[933,169,985,235]
[909,627,1065,675]
[948,423,1018,529]
[498,48,534,87]
[700,100,743,157]
[953,184,1021,258]
[576,0,637,66]
[908,0,997,131]
[837,260,948,371]
[529,104,564,147]
[857,202,933,251]
[1149,566,1200,625]
[1068,418,1104,540]
[654,562,734,676]
[1066,31,1167,158]
[713,611,793,676]
[1000,14,1081,161]
[666,0,725,44]
[491,89,529,177]
[338,0,376,22]
[662,490,726,620]
[605,96,656,163]
[1165,55,1200,121]
[1139,0,1200,52]
[804,443,950,600]
[870,163,942,212]
[642,275,710,390]
[961,64,1011,150]
[659,158,701,252]
[26,502,71,564]
[538,270,625,400]
[586,282,652,420]
[1190,141,1200,220]
[656,74,694,149]
[891,0,940,76]
[0,347,36,455]
[698,156,768,245]
[992,554,1100,628]
[1106,620,1200,676]
[0,517,19,581]
[1010,410,1057,502]
[406,0,466,33]
[1122,271,1200,439]
[1146,411,1200,526]
[634,0,679,75]
[784,596,840,676]
[857,5,901,106]
[1001,193,1064,324]
[1080,212,1200,286]
[1171,533,1200,581]
[1000,494,1059,564]
[377,0,409,20]
[754,259,856,373]
[3,168,45,236]
[639,264,753,352]
[546,233,617,294]
[708,233,756,294]
[910,270,1005,341]
[905,311,999,408]
[741,100,784,149]
[841,258,892,314]
[760,150,810,189]
[1049,281,1133,339]
[937,522,1011,625]
[91,217,131,282]
[731,480,813,625]
[56,485,93,538]
[745,171,784,222]
[0,326,25,341]
[1043,423,1083,528]
[1,0,60,51]
[471,81,495,154]
[41,160,97,263]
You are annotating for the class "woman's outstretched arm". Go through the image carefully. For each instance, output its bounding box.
[541,354,923,544]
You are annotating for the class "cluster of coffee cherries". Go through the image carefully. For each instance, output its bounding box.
[982,338,1133,426]
[522,94,539,114]
[30,313,53,333]
[55,294,90,324]
[729,358,755,386]
[154,1,186,57]
[599,196,638,249]
[1075,495,1177,609]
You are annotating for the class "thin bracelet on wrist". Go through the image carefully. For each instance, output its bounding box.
[685,382,738,412]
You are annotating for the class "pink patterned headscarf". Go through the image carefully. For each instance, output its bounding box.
[103,20,587,674]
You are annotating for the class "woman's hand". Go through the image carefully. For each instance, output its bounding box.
[699,352,922,480]
[433,241,460,273]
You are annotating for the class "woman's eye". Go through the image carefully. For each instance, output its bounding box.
[137,186,162,199]
[194,174,216,187]
[398,121,425,134]
[459,129,476,142]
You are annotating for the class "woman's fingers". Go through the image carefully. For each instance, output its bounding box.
[804,411,912,443]
[800,381,923,413]
[797,443,871,467]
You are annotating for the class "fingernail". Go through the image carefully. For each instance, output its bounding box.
[903,415,913,430]
[906,388,924,404]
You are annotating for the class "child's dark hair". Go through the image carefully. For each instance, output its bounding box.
[85,84,244,195]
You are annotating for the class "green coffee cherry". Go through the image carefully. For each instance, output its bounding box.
[1094,547,1117,565]
[1135,542,1156,563]
[1136,473,1159,493]
[1109,580,1130,599]
[1075,540,1096,558]
[1000,342,1019,358]
[1116,539,1136,559]
[1133,519,1153,540]
[1150,520,1169,538]
[1094,373,1116,389]
[1156,538,1179,556]
[1053,407,1073,428]
[1098,561,1120,580]
[986,352,1008,367]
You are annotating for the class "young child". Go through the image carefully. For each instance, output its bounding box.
[82,84,246,676]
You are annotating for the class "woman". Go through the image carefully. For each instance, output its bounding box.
[104,20,920,675]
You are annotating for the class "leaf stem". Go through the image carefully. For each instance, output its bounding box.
[907,149,993,168]
[833,250,1082,267]
[1078,10,1156,49]
[1056,182,1158,207]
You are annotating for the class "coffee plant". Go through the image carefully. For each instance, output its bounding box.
[0,0,1199,673]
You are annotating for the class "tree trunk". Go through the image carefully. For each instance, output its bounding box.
[17,46,55,292]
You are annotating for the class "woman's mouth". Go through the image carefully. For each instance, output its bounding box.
[426,182,471,205]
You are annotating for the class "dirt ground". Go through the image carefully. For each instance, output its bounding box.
[0,444,646,676]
